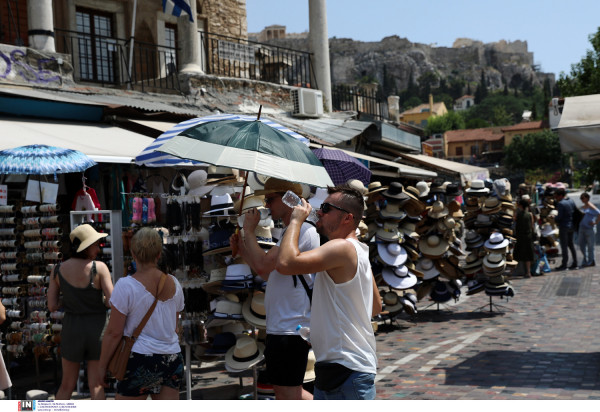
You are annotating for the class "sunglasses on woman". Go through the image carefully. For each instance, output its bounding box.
[320,202,351,215]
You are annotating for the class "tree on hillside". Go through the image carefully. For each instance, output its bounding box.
[504,130,564,171]
[474,70,488,104]
[424,111,466,137]
[557,26,600,96]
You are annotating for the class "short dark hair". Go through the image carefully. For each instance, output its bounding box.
[327,184,364,228]
[581,192,591,201]
[555,188,566,197]
[518,198,530,209]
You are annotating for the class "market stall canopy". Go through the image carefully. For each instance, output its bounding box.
[556,93,600,158]
[394,153,488,186]
[0,116,156,164]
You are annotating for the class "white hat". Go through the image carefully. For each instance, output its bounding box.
[416,181,430,197]
[308,187,328,209]
[382,266,418,290]
[70,224,108,253]
[377,242,408,266]
[416,258,439,280]
[187,170,216,197]
[225,336,265,370]
[484,232,509,250]
[242,292,266,329]
[203,193,235,216]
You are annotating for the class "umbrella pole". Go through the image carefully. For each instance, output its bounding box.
[256,105,262,120]
[232,172,250,259]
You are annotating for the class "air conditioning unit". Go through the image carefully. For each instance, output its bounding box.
[291,88,323,118]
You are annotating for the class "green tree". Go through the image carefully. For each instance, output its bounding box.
[418,71,439,101]
[424,111,466,136]
[492,106,513,126]
[474,70,488,103]
[557,27,600,96]
[504,130,565,171]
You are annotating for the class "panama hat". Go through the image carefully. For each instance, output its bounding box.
[428,201,449,219]
[376,222,401,242]
[483,252,506,271]
[213,299,244,320]
[382,291,403,313]
[233,195,265,213]
[474,214,492,227]
[399,222,419,239]
[206,166,237,184]
[465,230,484,249]
[466,279,486,295]
[481,197,502,214]
[70,224,108,253]
[253,225,276,248]
[419,235,449,259]
[367,181,388,196]
[466,179,489,195]
[465,197,481,212]
[254,178,302,197]
[380,202,407,220]
[484,232,509,251]
[416,181,430,197]
[187,170,216,197]
[225,336,265,370]
[203,193,236,216]
[416,258,439,280]
[242,292,266,329]
[382,182,410,201]
[382,266,418,290]
[377,242,408,266]
[405,186,421,200]
[462,252,483,274]
[347,179,368,195]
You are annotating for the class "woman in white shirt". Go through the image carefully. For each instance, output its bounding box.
[94,228,185,399]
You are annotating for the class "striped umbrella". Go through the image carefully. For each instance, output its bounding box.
[136,113,309,168]
[0,144,96,175]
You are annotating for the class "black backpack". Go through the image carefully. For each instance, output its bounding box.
[573,206,584,228]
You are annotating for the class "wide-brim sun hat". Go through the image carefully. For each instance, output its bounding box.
[380,202,407,220]
[254,178,303,197]
[466,179,490,195]
[428,201,449,219]
[70,224,108,253]
[382,266,418,290]
[367,181,388,197]
[416,258,439,280]
[419,235,449,258]
[382,182,410,201]
[382,291,403,313]
[484,232,509,250]
[377,242,408,266]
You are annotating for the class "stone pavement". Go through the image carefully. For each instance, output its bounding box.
[9,252,600,400]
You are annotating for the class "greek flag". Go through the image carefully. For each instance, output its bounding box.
[162,0,194,22]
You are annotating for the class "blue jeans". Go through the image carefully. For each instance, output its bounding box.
[578,226,596,265]
[314,371,376,400]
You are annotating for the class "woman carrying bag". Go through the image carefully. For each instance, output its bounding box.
[514,198,535,277]
[94,228,185,400]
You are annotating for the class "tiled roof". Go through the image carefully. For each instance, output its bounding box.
[501,120,545,132]
[400,102,446,115]
[445,127,504,143]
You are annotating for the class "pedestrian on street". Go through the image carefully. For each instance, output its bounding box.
[230,178,319,400]
[514,198,535,277]
[578,192,600,267]
[277,184,382,400]
[554,188,578,270]
[47,224,114,400]
[95,228,185,400]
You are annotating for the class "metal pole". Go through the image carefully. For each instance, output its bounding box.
[127,0,138,89]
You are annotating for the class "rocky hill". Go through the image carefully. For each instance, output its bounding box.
[256,34,555,95]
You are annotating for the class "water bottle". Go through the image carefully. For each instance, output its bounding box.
[296,325,311,342]
[282,190,319,223]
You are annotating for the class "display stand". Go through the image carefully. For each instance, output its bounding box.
[69,210,124,283]
[474,295,514,313]
[422,301,454,312]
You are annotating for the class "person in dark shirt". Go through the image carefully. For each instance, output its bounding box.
[554,188,578,270]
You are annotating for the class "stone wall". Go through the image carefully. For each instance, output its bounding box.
[202,0,247,38]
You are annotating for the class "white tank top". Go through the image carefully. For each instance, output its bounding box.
[310,238,377,374]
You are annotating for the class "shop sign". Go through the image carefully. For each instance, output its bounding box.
[26,180,58,204]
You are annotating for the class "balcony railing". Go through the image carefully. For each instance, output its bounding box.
[332,84,388,121]
[55,28,180,92]
[199,31,314,88]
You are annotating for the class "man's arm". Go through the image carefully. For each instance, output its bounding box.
[371,273,382,316]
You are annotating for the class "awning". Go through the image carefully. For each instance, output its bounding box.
[556,93,600,158]
[394,153,489,186]
[0,116,156,164]
[308,144,437,180]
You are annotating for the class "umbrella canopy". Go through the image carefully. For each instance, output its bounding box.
[136,113,309,167]
[136,114,333,188]
[556,93,600,159]
[311,147,372,186]
[0,144,97,175]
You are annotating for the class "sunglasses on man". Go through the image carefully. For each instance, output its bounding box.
[320,202,351,215]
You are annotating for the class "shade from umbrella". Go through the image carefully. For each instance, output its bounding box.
[135,113,309,167]
[311,147,371,186]
[0,144,97,175]
[137,114,333,188]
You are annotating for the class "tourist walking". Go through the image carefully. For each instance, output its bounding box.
[514,198,535,277]
[554,188,578,270]
[277,184,381,400]
[230,178,319,400]
[578,192,600,267]
[94,228,184,400]
[47,224,113,400]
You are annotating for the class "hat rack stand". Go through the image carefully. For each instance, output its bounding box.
[474,295,515,313]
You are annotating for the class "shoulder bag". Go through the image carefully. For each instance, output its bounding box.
[108,273,167,380]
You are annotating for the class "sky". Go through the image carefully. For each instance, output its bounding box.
[246,0,600,77]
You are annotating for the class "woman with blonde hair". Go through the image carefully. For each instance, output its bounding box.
[94,227,184,400]
[47,224,113,399]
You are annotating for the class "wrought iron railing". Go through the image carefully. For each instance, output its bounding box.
[54,28,180,92]
[199,31,314,88]
[332,84,388,120]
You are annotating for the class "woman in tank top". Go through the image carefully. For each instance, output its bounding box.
[47,224,113,400]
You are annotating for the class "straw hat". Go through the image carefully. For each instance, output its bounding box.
[376,222,401,242]
[428,201,449,219]
[225,336,265,370]
[242,292,266,329]
[254,178,302,197]
[416,258,439,280]
[347,179,368,195]
[484,232,509,251]
[481,197,502,214]
[70,224,108,253]
[380,202,407,220]
[367,181,388,197]
[382,291,403,313]
[419,235,449,258]
[416,181,430,197]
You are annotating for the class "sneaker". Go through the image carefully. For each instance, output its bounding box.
[556,265,567,271]
[569,264,578,270]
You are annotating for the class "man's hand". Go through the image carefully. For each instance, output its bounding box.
[290,198,311,224]
[242,207,261,232]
